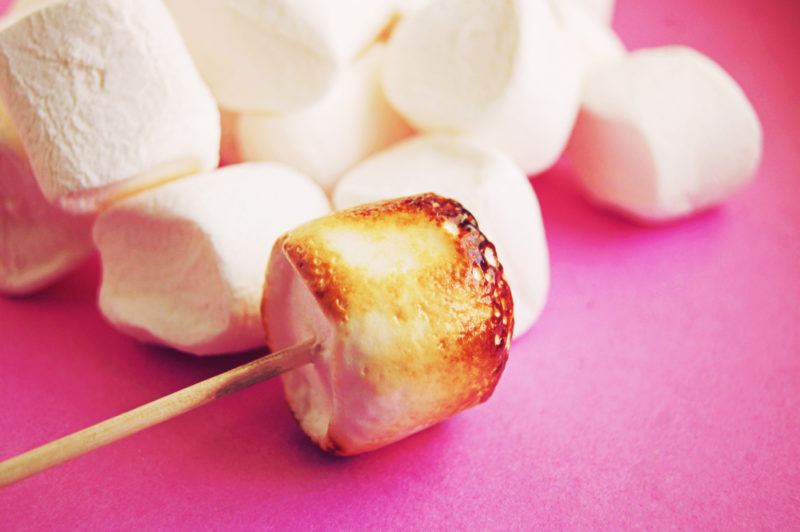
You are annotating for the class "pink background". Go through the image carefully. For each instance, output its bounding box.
[1,0,799,529]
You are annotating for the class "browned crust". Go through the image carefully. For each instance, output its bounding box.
[263,193,515,455]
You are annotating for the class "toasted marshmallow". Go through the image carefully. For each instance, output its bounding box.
[0,0,220,213]
[549,0,625,73]
[567,46,763,222]
[0,102,92,295]
[263,193,513,455]
[235,44,413,193]
[165,0,397,112]
[383,0,583,175]
[333,135,548,338]
[94,163,330,355]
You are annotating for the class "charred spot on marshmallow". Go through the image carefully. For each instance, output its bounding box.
[264,193,513,455]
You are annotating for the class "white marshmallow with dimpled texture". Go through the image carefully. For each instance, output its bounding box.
[567,46,763,222]
[0,102,93,295]
[0,0,220,214]
[94,163,330,355]
[235,44,413,193]
[333,135,549,338]
[384,0,583,176]
[165,0,397,112]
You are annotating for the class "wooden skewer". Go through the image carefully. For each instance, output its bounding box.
[0,337,318,488]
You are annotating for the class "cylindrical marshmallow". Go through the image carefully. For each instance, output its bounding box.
[333,135,549,338]
[234,44,413,193]
[383,0,583,175]
[165,0,397,112]
[0,0,220,213]
[94,163,330,355]
[263,193,513,455]
[0,102,93,295]
[567,46,763,222]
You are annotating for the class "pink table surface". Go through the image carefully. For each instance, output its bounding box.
[1,0,799,529]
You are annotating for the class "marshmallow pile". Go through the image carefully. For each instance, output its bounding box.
[0,0,762,453]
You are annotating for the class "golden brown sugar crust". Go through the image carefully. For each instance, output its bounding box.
[264,193,514,454]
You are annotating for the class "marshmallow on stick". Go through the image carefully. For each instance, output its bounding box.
[383,0,583,175]
[0,103,92,296]
[165,0,397,112]
[333,135,548,338]
[264,193,513,455]
[234,44,413,193]
[567,46,763,222]
[0,0,220,213]
[94,163,330,355]
[0,194,513,483]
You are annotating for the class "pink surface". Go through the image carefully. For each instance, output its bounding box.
[1,0,799,529]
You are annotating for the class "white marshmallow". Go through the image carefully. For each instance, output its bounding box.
[383,0,583,175]
[549,0,625,73]
[235,45,413,193]
[165,0,397,112]
[567,46,762,222]
[264,193,513,454]
[0,102,92,295]
[94,163,330,355]
[0,0,220,213]
[333,135,549,338]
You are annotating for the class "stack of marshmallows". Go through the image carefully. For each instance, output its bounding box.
[1,0,762,356]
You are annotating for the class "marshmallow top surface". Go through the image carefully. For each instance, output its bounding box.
[166,0,396,112]
[572,46,762,221]
[264,193,513,455]
[333,135,549,337]
[384,0,584,174]
[235,44,413,192]
[95,162,330,355]
[0,0,220,212]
